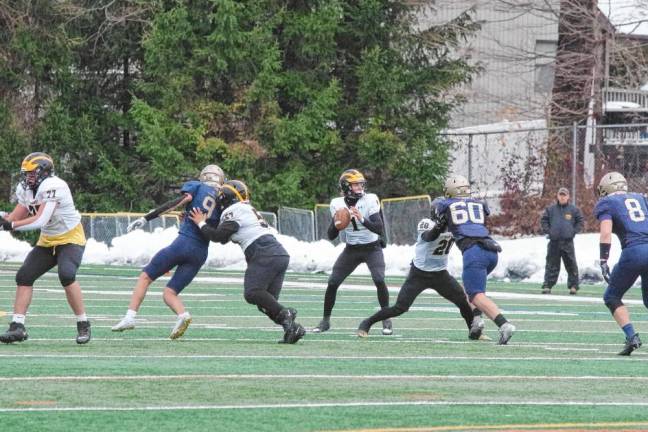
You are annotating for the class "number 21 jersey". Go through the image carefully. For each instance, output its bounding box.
[412,218,453,272]
[595,192,648,249]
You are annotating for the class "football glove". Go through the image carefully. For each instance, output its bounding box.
[0,217,12,231]
[126,217,147,233]
[600,260,611,283]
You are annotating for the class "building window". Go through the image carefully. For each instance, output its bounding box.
[534,40,557,94]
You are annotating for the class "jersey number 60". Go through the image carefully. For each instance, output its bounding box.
[449,202,484,225]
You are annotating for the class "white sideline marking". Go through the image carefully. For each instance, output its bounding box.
[2,400,648,413]
[2,373,647,382]
[3,277,646,306]
[0,354,646,361]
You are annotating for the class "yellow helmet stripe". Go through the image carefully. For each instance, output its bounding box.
[22,155,53,172]
[223,184,244,202]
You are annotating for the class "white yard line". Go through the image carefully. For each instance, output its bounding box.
[1,373,647,382]
[2,400,648,413]
[0,353,645,361]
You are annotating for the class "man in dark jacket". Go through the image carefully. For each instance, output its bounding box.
[541,187,584,295]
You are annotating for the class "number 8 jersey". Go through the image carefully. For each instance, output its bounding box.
[595,192,648,249]
[412,218,454,272]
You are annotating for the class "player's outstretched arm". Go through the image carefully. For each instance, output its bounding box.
[2,201,56,232]
[421,220,445,242]
[189,207,239,244]
[127,193,192,232]
[1,204,30,223]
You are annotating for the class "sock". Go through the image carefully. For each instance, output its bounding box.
[126,309,137,319]
[76,313,88,322]
[178,311,190,319]
[622,323,636,339]
[494,314,508,328]
[12,314,25,324]
[473,308,483,317]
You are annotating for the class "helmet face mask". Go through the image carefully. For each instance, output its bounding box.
[219,180,249,209]
[339,169,366,202]
[199,164,225,189]
[20,152,54,190]
[443,175,471,198]
[598,172,628,197]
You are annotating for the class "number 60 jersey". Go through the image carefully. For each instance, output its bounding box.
[412,218,454,272]
[595,192,648,249]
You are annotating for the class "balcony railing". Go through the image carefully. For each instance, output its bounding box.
[603,125,648,146]
[604,88,648,112]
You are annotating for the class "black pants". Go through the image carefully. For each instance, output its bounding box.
[363,266,474,330]
[543,239,579,289]
[244,254,290,323]
[323,242,389,317]
[16,244,85,287]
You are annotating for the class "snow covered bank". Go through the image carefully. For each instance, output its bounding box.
[1,229,618,284]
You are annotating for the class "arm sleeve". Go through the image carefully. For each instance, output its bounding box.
[200,220,240,244]
[574,207,584,233]
[144,195,187,222]
[14,201,57,231]
[361,212,384,236]
[421,219,446,242]
[540,208,550,233]
[327,220,339,240]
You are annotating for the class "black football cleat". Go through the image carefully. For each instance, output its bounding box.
[311,318,330,333]
[282,323,306,344]
[541,286,551,294]
[381,319,393,335]
[357,319,371,338]
[618,333,642,356]
[0,322,29,344]
[76,321,91,345]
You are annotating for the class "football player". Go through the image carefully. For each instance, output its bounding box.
[0,153,90,344]
[111,165,224,339]
[595,172,645,355]
[189,180,305,344]
[312,169,391,334]
[357,198,483,339]
[429,175,515,345]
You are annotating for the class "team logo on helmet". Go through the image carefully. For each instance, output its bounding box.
[597,172,628,197]
[219,180,249,209]
[339,169,366,202]
[199,164,225,189]
[443,174,471,198]
[20,152,54,190]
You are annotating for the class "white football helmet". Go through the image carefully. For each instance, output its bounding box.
[443,174,471,198]
[597,171,627,197]
[199,164,225,189]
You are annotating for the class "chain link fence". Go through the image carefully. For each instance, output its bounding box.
[382,196,432,245]
[278,207,315,242]
[81,213,179,245]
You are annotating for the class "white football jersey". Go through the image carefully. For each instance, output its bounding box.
[412,218,453,272]
[330,193,381,245]
[15,176,82,237]
[220,201,273,251]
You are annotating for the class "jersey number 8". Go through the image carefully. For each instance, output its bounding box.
[625,198,646,222]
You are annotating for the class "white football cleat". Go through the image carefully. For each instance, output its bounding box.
[498,322,516,345]
[170,313,192,340]
[111,316,136,332]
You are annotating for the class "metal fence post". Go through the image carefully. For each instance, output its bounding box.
[467,134,473,183]
[572,122,577,206]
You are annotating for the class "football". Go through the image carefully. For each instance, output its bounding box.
[334,207,351,230]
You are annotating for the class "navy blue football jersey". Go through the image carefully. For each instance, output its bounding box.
[178,181,221,243]
[595,192,648,249]
[437,197,490,241]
